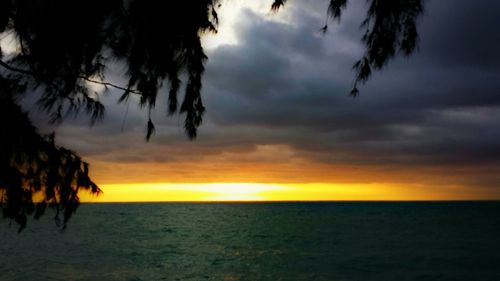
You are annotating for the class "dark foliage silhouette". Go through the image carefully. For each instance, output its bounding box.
[272,0,424,96]
[0,0,424,229]
[1,77,100,231]
[1,0,219,229]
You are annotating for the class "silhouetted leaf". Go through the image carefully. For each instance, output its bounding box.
[146,118,155,141]
[271,0,287,11]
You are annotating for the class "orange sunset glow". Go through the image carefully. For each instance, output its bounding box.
[80,148,500,202]
[80,182,492,202]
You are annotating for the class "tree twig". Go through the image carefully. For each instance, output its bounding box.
[0,59,141,94]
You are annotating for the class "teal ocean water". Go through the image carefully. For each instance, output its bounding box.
[1,202,500,281]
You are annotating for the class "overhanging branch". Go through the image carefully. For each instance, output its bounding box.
[0,59,141,94]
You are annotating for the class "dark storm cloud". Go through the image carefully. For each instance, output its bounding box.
[198,0,500,167]
[27,0,500,186]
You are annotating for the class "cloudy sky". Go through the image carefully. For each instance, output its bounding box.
[31,0,500,200]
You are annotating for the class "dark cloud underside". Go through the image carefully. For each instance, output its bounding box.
[28,0,500,192]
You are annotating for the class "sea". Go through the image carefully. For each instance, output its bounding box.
[1,202,500,281]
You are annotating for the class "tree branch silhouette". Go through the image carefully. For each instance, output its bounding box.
[0,59,141,94]
[272,0,424,96]
[1,0,424,230]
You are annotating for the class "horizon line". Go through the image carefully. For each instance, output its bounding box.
[80,199,500,204]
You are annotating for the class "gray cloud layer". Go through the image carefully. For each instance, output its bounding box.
[29,0,500,188]
[201,0,500,167]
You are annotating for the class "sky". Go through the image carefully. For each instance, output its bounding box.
[26,0,500,201]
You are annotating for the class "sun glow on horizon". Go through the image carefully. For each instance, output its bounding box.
[82,183,289,202]
[78,182,477,202]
